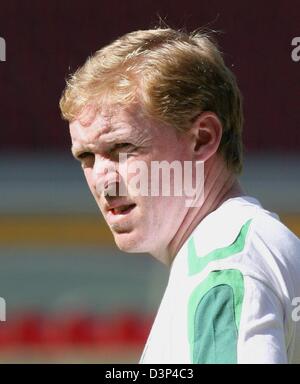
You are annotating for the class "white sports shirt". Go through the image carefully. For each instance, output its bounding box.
[139,196,300,364]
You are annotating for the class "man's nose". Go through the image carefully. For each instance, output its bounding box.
[92,155,118,194]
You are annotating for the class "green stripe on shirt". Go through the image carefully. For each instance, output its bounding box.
[188,269,244,364]
[188,219,252,275]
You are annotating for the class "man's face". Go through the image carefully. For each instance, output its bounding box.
[69,104,194,257]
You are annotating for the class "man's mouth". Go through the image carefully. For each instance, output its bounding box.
[110,203,136,215]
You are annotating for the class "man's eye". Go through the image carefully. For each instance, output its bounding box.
[109,143,135,156]
[77,152,94,160]
[114,143,133,150]
[76,152,95,168]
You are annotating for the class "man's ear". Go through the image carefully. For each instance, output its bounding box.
[189,111,223,161]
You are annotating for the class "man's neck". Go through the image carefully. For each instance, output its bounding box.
[158,157,245,267]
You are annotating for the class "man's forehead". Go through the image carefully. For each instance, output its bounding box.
[69,103,149,150]
[72,105,114,133]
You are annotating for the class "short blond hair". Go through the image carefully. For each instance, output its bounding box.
[60,28,244,173]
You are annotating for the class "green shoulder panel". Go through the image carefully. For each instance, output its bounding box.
[188,219,252,276]
[188,269,244,364]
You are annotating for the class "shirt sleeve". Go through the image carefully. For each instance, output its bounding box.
[237,275,288,364]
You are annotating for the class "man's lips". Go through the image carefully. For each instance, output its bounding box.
[104,202,137,227]
[104,200,137,216]
[109,203,136,215]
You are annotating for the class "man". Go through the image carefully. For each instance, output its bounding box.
[59,28,300,363]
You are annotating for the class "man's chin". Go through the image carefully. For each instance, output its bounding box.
[113,232,146,253]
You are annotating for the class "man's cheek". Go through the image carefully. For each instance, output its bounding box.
[84,169,98,198]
